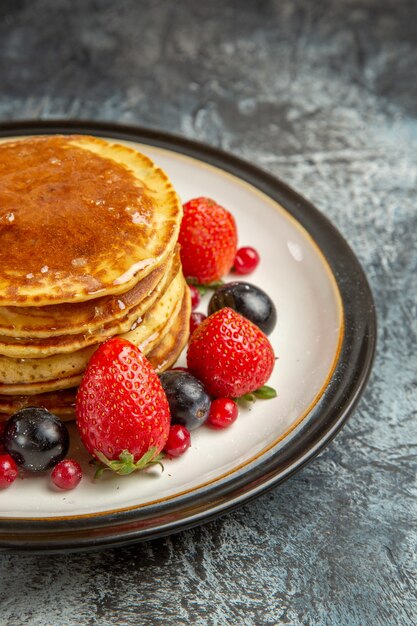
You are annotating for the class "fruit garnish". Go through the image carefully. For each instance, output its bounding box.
[207,398,238,429]
[208,281,277,335]
[51,459,82,490]
[76,337,170,476]
[0,454,18,489]
[190,312,207,335]
[189,284,201,310]
[179,197,237,284]
[187,307,275,398]
[94,449,164,478]
[236,385,278,405]
[0,421,5,454]
[233,246,260,275]
[186,277,224,297]
[159,370,211,431]
[164,425,191,458]
[3,407,69,472]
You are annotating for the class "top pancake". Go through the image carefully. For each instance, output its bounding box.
[0,135,182,306]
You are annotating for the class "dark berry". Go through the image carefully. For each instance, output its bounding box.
[159,370,211,431]
[233,247,260,274]
[3,407,70,472]
[164,425,191,457]
[0,454,18,488]
[189,285,200,310]
[207,398,238,429]
[0,421,5,453]
[190,312,206,335]
[208,281,276,335]
[51,459,82,490]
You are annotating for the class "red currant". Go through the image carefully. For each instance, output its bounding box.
[207,398,238,429]
[51,459,82,490]
[0,454,18,488]
[164,425,191,457]
[189,285,200,310]
[233,246,260,275]
[190,312,207,335]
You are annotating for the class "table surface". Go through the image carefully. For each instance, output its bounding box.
[0,1,416,624]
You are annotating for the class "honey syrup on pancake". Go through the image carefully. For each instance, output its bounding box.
[0,136,156,303]
[0,253,173,338]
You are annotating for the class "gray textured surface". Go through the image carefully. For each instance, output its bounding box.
[0,1,416,624]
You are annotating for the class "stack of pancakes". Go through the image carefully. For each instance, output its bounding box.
[0,135,190,421]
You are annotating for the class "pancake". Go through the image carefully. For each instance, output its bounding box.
[0,249,181,357]
[0,287,190,420]
[0,134,190,421]
[0,135,182,307]
[0,274,186,391]
[147,281,191,373]
[0,252,172,338]
[0,389,77,421]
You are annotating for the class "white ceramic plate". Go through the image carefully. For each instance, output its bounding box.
[0,122,376,552]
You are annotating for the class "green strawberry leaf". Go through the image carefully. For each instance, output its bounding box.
[236,385,277,406]
[93,463,108,480]
[93,447,165,479]
[186,277,224,296]
[254,385,277,400]
[237,392,257,405]
[197,285,208,296]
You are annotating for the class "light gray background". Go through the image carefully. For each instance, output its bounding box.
[0,1,416,624]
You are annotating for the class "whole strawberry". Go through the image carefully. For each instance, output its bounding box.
[179,197,238,284]
[187,308,275,398]
[76,338,170,476]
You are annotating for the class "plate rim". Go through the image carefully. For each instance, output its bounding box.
[0,120,376,553]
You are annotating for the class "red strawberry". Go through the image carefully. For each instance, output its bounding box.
[179,197,238,284]
[76,337,170,476]
[187,308,275,398]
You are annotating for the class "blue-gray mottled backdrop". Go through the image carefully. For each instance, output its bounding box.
[0,1,416,624]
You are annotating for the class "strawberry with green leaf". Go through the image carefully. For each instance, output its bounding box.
[76,338,170,477]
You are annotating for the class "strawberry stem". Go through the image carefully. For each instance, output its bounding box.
[93,447,164,479]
